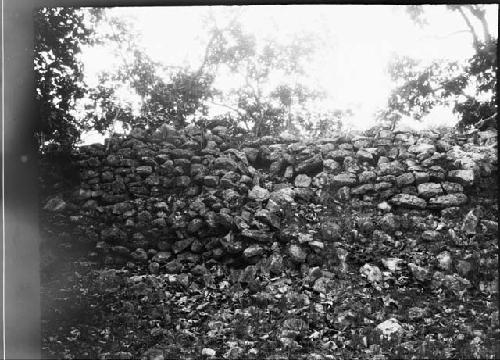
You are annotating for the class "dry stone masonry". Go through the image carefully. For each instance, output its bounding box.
[64,125,497,272]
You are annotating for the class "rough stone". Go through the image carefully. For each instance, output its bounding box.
[389,194,426,209]
[351,183,374,195]
[241,229,274,243]
[136,166,153,175]
[428,193,468,208]
[203,176,219,187]
[152,252,172,264]
[417,183,444,199]
[43,196,67,212]
[360,264,382,284]
[379,161,405,176]
[332,172,357,187]
[248,186,270,202]
[295,154,323,175]
[323,159,341,173]
[294,174,312,188]
[396,173,415,187]
[447,169,475,186]
[213,157,238,172]
[422,230,441,241]
[376,318,403,338]
[337,186,351,201]
[414,172,430,184]
[358,170,377,183]
[437,251,452,271]
[288,244,307,263]
[441,181,464,194]
[462,209,479,234]
[243,245,264,259]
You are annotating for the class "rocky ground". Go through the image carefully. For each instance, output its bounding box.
[41,126,499,359]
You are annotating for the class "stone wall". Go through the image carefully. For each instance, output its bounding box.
[65,125,497,270]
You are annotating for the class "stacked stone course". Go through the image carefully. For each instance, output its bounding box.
[69,125,497,268]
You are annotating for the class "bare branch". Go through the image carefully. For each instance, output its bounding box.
[465,5,492,44]
[455,6,480,49]
[475,112,497,130]
[418,30,472,41]
[206,100,245,116]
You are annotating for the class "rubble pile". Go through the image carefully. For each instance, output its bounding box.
[41,125,499,359]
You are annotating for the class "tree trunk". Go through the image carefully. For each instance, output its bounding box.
[286,103,292,131]
[466,5,492,44]
[456,6,480,50]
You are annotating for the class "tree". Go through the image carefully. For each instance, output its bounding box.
[83,11,216,134]
[195,11,323,136]
[381,5,497,130]
[34,7,103,150]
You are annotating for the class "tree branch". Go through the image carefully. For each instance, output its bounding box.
[466,5,492,44]
[206,100,245,116]
[474,112,497,130]
[418,29,472,41]
[196,12,241,77]
[456,6,480,50]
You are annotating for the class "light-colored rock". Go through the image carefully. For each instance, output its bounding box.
[377,201,392,212]
[294,174,312,188]
[417,183,444,199]
[351,183,374,195]
[43,196,67,212]
[289,244,307,263]
[337,186,351,201]
[381,257,402,272]
[270,187,295,204]
[389,194,426,209]
[360,263,382,284]
[447,169,474,186]
[379,160,405,176]
[376,318,403,337]
[357,149,374,162]
[313,276,333,293]
[248,186,270,202]
[309,240,324,250]
[243,245,264,259]
[441,181,463,194]
[358,170,377,183]
[332,172,357,187]
[201,348,216,357]
[298,233,314,244]
[408,143,435,154]
[462,209,478,234]
[437,251,452,271]
[428,193,468,208]
[136,165,153,175]
[396,173,415,187]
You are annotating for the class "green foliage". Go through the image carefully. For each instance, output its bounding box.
[34,7,102,149]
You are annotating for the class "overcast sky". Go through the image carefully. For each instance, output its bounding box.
[79,5,498,143]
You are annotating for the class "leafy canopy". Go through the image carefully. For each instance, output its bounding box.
[380,5,497,130]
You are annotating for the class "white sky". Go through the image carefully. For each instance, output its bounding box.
[79,5,498,144]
